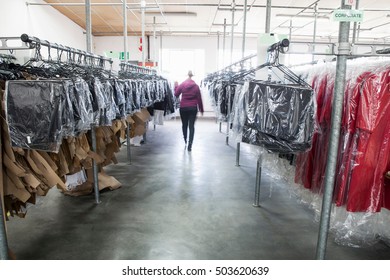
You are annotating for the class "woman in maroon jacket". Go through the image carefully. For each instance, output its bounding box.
[174,71,204,151]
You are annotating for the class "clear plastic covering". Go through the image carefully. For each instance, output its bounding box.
[256,57,390,247]
[5,80,66,152]
[72,78,94,134]
[241,81,315,153]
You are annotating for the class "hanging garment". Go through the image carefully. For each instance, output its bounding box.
[242,81,315,153]
[5,80,66,152]
[345,70,390,212]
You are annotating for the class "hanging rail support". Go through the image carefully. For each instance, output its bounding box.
[316,0,351,260]
[91,125,101,204]
[253,155,262,207]
[236,142,241,166]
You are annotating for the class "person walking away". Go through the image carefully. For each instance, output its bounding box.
[174,70,204,151]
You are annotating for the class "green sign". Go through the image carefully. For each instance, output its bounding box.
[333,9,364,22]
[103,51,130,60]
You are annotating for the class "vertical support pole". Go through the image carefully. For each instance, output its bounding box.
[312,3,318,62]
[85,0,92,52]
[217,31,220,69]
[141,0,146,67]
[123,0,132,165]
[222,18,227,68]
[219,122,222,133]
[265,0,271,33]
[153,16,157,65]
[352,0,360,44]
[160,30,163,72]
[91,125,101,204]
[241,0,248,59]
[316,0,351,260]
[126,122,132,164]
[236,142,240,166]
[253,156,262,207]
[230,0,236,64]
[226,87,231,145]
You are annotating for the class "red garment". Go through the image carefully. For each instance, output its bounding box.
[295,67,390,212]
[295,74,332,191]
[346,70,390,212]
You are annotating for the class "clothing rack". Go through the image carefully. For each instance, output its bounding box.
[119,61,157,76]
[20,34,113,68]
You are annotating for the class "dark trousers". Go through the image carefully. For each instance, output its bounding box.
[179,107,197,145]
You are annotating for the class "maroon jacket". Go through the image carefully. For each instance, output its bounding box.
[174,79,204,113]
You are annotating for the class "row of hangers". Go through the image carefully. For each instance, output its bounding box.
[204,39,310,88]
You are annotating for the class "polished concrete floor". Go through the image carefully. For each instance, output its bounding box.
[6,117,390,260]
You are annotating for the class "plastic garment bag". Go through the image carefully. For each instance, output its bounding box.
[5,80,65,152]
[241,81,315,153]
[72,78,94,135]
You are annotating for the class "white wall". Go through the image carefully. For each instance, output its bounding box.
[1,0,86,60]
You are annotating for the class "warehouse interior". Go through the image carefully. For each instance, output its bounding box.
[1,0,390,261]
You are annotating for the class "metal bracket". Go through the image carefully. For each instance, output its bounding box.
[0,37,34,50]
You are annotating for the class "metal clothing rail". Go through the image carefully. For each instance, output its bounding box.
[19,34,113,67]
[119,61,157,75]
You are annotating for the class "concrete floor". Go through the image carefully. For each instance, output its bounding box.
[6,117,390,260]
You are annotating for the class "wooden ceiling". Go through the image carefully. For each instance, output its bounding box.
[39,0,390,42]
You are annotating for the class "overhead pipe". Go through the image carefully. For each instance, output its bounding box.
[316,0,351,260]
[25,2,390,12]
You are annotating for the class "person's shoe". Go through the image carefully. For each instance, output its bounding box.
[187,143,192,152]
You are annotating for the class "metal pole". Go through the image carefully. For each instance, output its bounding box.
[126,122,132,164]
[241,0,248,59]
[236,142,240,166]
[153,17,157,65]
[85,0,92,52]
[91,126,101,204]
[316,0,351,260]
[230,0,236,64]
[217,31,220,69]
[222,18,227,67]
[312,3,318,62]
[265,0,272,33]
[160,30,163,72]
[352,0,360,44]
[219,122,222,133]
[226,87,231,145]
[253,156,262,207]
[123,0,132,165]
[123,0,128,62]
[141,0,146,66]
